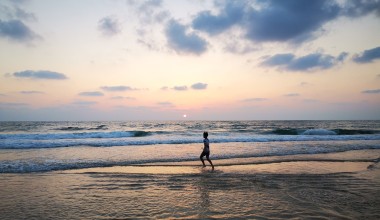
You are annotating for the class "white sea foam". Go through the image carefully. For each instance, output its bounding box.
[1,133,380,149]
[1,121,380,173]
[1,140,379,173]
[302,129,337,135]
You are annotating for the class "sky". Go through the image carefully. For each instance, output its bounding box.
[0,0,380,121]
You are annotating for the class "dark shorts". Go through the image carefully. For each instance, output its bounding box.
[200,151,210,159]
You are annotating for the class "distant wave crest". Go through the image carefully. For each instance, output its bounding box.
[0,130,151,141]
[272,128,378,136]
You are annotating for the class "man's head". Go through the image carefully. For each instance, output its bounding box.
[203,131,208,138]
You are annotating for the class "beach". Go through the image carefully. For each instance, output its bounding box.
[1,149,379,219]
[1,120,380,219]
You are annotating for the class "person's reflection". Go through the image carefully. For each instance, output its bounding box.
[197,170,212,218]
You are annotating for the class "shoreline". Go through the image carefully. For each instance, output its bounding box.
[61,149,380,176]
[1,149,379,219]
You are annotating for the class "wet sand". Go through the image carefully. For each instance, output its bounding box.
[0,149,379,219]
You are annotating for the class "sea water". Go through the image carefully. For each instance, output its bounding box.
[1,120,379,173]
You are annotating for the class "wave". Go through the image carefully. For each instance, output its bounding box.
[272,128,379,135]
[1,134,380,149]
[56,126,86,131]
[0,130,151,140]
[1,144,379,173]
[56,124,108,131]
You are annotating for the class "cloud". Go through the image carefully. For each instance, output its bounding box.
[98,16,120,36]
[261,54,295,66]
[19,91,44,94]
[128,0,170,52]
[191,83,208,90]
[165,19,208,55]
[110,96,135,100]
[241,98,268,102]
[78,91,104,97]
[303,99,319,103]
[261,52,347,72]
[101,86,136,92]
[337,52,349,62]
[157,101,174,106]
[0,19,40,42]
[244,1,340,43]
[191,0,379,45]
[0,102,28,107]
[138,0,162,11]
[191,0,340,44]
[127,0,168,24]
[353,46,380,63]
[12,70,68,80]
[287,54,336,71]
[284,93,300,97]
[361,89,380,94]
[161,86,169,91]
[13,7,37,22]
[341,0,380,17]
[72,101,97,105]
[223,40,259,54]
[192,1,245,35]
[172,86,188,91]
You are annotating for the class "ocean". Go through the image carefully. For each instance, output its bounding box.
[1,120,380,219]
[1,120,379,173]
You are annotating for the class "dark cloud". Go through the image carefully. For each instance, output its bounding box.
[261,52,347,72]
[241,98,268,102]
[191,0,379,45]
[191,0,340,44]
[19,91,44,94]
[98,16,120,36]
[101,86,136,92]
[165,19,208,55]
[192,1,245,35]
[0,19,40,42]
[342,0,380,17]
[353,46,380,63]
[287,54,336,71]
[172,86,188,91]
[244,0,340,43]
[191,83,208,90]
[78,91,104,97]
[12,70,67,80]
[261,54,295,66]
[361,89,380,94]
[337,52,349,62]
